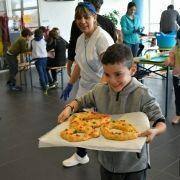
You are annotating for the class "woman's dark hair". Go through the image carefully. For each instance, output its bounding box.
[75,2,96,20]
[49,29,59,39]
[127,1,136,11]
[102,43,133,69]
[21,28,32,37]
[34,29,43,38]
[85,0,103,11]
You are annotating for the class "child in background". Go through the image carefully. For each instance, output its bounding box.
[46,28,68,87]
[6,28,32,91]
[31,29,48,94]
[164,30,180,124]
[58,44,166,180]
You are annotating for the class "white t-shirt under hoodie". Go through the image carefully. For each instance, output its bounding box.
[31,38,47,60]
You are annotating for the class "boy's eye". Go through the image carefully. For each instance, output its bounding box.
[115,72,123,77]
[104,72,109,77]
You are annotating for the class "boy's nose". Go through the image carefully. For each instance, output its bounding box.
[109,77,117,84]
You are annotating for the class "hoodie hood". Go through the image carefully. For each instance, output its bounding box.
[34,36,43,41]
[109,77,144,100]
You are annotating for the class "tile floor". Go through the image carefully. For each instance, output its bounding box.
[0,69,180,180]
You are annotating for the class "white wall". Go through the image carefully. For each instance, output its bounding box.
[38,0,79,41]
[38,0,132,41]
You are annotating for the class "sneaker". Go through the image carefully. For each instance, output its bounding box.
[9,85,22,91]
[62,153,89,167]
[172,116,180,124]
[43,89,48,95]
[48,83,56,89]
[53,81,58,87]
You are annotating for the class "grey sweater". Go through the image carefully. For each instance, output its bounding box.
[160,9,180,33]
[76,77,165,173]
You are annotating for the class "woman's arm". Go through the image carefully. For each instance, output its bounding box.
[69,63,80,84]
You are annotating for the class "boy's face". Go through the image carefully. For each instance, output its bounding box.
[103,62,135,92]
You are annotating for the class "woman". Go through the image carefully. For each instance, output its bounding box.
[60,2,114,167]
[120,2,141,57]
[46,28,68,86]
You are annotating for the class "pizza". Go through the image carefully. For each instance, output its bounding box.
[60,112,110,142]
[60,112,138,142]
[100,120,138,141]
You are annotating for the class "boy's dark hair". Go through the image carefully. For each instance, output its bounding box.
[102,44,133,69]
[167,4,174,10]
[34,29,43,38]
[127,1,136,10]
[39,26,46,33]
[21,28,32,37]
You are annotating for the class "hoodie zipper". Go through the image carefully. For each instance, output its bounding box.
[116,92,120,101]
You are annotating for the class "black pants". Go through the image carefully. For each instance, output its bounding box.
[173,76,180,116]
[100,165,147,180]
[76,147,87,157]
[6,54,18,85]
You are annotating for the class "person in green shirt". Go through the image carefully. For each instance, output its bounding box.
[6,28,32,91]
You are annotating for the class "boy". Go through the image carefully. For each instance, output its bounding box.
[31,29,48,94]
[58,44,166,180]
[6,28,32,91]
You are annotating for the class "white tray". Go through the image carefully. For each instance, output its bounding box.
[39,112,150,152]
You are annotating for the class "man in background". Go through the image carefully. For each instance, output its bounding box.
[160,4,180,34]
[67,0,117,77]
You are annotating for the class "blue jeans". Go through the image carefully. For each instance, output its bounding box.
[35,58,48,90]
[124,42,139,57]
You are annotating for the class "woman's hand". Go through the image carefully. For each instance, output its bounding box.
[57,106,72,124]
[60,83,73,101]
[138,128,158,143]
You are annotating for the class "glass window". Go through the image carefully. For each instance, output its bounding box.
[23,9,38,28]
[174,0,180,12]
[23,0,37,8]
[150,0,172,24]
[0,2,5,12]
[11,0,21,10]
[149,0,172,32]
[12,10,21,18]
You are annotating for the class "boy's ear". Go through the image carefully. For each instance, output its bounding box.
[130,63,137,76]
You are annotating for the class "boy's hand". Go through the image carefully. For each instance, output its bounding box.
[138,128,158,143]
[57,106,72,124]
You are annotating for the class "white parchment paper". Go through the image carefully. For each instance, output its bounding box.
[39,112,150,152]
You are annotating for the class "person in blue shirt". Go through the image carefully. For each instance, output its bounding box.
[120,2,142,57]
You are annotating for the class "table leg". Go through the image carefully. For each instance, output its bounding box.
[165,66,169,117]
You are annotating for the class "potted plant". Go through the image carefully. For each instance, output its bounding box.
[103,10,120,28]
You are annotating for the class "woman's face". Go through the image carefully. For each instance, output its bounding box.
[76,13,96,37]
[128,6,136,16]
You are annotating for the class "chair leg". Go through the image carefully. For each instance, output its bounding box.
[29,65,33,88]
[19,71,22,86]
[61,69,64,90]
[24,70,27,87]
